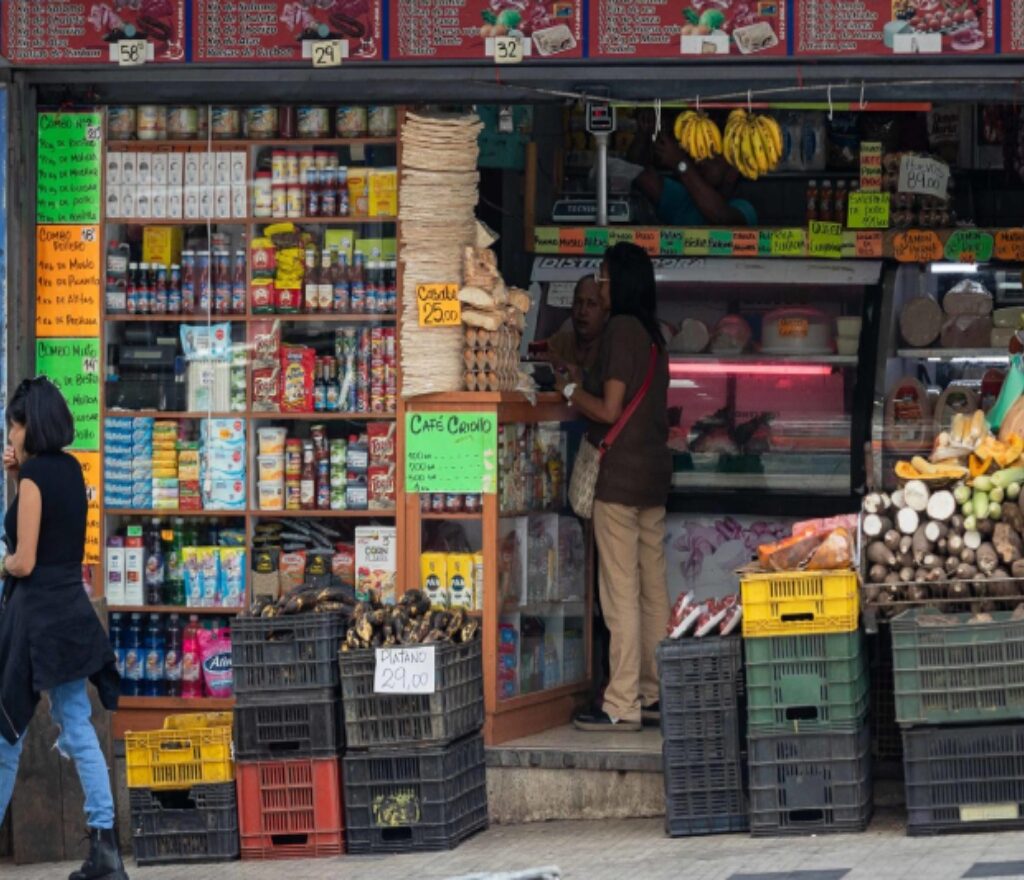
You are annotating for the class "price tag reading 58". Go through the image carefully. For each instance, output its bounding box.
[116,39,148,67]
[417,283,461,327]
[374,646,437,695]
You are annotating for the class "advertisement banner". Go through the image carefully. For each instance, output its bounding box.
[589,0,787,59]
[793,0,995,57]
[194,1,383,62]
[3,0,186,65]
[390,0,583,61]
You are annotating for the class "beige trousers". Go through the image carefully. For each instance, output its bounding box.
[593,500,670,723]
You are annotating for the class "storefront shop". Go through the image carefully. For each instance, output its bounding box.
[8,0,1024,862]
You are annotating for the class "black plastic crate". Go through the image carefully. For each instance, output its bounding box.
[343,733,488,854]
[868,625,903,776]
[231,612,346,695]
[903,722,1024,836]
[748,726,872,836]
[130,783,238,865]
[659,707,744,764]
[234,689,343,760]
[658,637,744,713]
[339,639,483,749]
[663,739,748,837]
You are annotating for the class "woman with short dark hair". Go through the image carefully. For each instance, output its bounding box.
[557,243,671,732]
[0,377,127,880]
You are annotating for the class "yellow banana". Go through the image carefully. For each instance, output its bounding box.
[674,111,695,143]
[756,116,781,165]
[751,128,769,175]
[706,120,723,156]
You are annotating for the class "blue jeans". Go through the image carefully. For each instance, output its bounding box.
[0,678,115,829]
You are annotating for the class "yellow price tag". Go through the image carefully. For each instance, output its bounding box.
[417,284,461,327]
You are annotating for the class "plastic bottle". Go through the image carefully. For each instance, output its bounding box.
[142,614,165,697]
[144,519,165,606]
[123,613,144,696]
[181,614,203,699]
[164,614,183,697]
[109,613,125,682]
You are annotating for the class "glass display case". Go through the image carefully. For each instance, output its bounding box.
[528,257,884,514]
[873,261,1024,491]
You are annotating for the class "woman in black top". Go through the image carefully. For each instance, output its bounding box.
[558,244,671,732]
[0,378,126,880]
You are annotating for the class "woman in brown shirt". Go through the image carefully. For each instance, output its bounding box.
[557,242,670,731]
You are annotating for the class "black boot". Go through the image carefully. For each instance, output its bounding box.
[68,827,129,880]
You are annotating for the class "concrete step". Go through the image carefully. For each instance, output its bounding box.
[486,725,665,824]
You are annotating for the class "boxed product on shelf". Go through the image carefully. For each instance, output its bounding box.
[251,519,355,599]
[355,525,397,604]
[421,553,448,609]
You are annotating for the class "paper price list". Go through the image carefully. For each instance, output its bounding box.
[796,0,883,54]
[394,0,467,58]
[196,1,297,61]
[594,0,678,56]
[4,2,98,63]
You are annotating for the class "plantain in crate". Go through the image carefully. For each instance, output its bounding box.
[341,588,479,650]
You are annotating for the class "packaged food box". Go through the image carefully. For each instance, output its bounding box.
[367,421,396,464]
[142,225,184,269]
[355,526,396,605]
[421,552,448,610]
[368,464,395,510]
[446,553,475,609]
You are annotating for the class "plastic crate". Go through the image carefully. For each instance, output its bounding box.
[745,632,869,733]
[868,625,903,774]
[125,717,234,790]
[234,689,343,760]
[343,733,488,854]
[236,757,344,860]
[339,639,484,749]
[748,726,872,836]
[741,569,859,638]
[892,608,1024,727]
[130,783,239,865]
[662,739,748,837]
[903,722,1024,835]
[657,637,744,711]
[231,612,346,696]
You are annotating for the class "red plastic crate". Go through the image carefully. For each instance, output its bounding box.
[236,757,344,860]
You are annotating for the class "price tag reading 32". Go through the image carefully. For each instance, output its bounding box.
[494,36,524,64]
[417,283,461,327]
[374,646,436,694]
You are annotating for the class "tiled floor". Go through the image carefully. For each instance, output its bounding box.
[6,812,1024,880]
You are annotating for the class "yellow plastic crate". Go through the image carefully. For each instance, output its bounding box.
[125,713,234,790]
[741,569,859,638]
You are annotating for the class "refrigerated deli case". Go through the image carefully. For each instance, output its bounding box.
[528,255,883,602]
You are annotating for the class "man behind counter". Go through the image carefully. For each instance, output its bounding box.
[543,274,609,374]
[628,110,758,228]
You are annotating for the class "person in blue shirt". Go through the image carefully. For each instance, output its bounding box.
[629,112,758,227]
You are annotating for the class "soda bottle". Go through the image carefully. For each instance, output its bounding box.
[144,519,164,606]
[125,262,139,315]
[153,264,169,314]
[317,247,333,311]
[123,613,144,696]
[181,614,203,699]
[314,358,328,412]
[162,518,186,606]
[142,614,165,697]
[168,263,182,314]
[109,613,125,682]
[164,614,183,697]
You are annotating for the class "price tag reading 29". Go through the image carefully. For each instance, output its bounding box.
[417,283,461,327]
[374,646,437,694]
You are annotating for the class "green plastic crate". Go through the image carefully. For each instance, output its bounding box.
[892,608,1024,727]
[745,632,869,733]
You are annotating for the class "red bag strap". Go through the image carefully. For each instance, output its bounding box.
[599,344,658,454]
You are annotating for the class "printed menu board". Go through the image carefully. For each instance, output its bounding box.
[1001,0,1024,52]
[390,0,583,61]
[3,0,186,64]
[194,0,383,62]
[589,0,787,59]
[793,1,994,56]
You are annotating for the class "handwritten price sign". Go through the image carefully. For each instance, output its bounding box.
[417,283,461,327]
[374,646,436,694]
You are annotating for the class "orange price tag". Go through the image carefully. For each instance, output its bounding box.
[634,229,659,255]
[893,230,944,263]
[732,230,758,257]
[855,232,883,258]
[36,225,101,338]
[995,229,1024,262]
[417,283,461,327]
[559,228,585,253]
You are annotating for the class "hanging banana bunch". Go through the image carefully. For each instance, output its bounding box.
[673,110,723,162]
[722,109,783,181]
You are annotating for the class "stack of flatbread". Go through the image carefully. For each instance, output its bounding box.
[400,111,485,398]
[459,246,534,393]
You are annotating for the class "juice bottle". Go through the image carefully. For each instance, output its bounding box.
[142,614,165,697]
[123,613,143,697]
[181,614,202,699]
[164,614,183,697]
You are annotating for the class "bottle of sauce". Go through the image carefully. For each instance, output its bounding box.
[317,247,333,311]
[332,248,350,313]
[835,181,848,227]
[819,180,834,223]
[314,358,328,412]
[180,615,202,699]
[326,357,341,412]
[806,180,818,223]
[304,247,319,313]
[300,441,316,510]
[351,252,366,313]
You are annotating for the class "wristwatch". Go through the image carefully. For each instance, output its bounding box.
[677,160,689,175]
[562,382,577,402]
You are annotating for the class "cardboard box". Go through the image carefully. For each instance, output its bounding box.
[105,186,121,220]
[167,189,183,219]
[355,525,397,605]
[120,186,137,219]
[105,543,126,604]
[214,185,231,219]
[231,151,247,186]
[150,152,168,185]
[121,152,137,186]
[167,152,184,186]
[200,152,215,187]
[143,225,184,267]
[135,183,151,219]
[447,553,475,609]
[214,151,232,186]
[421,552,448,609]
[136,152,152,186]
[368,167,398,217]
[183,152,200,186]
[151,186,167,220]
[232,186,248,219]
[105,151,123,185]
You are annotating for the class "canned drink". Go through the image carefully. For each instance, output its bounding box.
[107,106,136,140]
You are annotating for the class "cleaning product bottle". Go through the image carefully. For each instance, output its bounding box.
[123,613,143,697]
[142,614,165,697]
[181,614,202,699]
[164,613,183,697]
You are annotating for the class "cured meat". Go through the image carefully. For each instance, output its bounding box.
[943,279,993,317]
[899,296,943,348]
[757,532,826,571]
[941,315,992,350]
